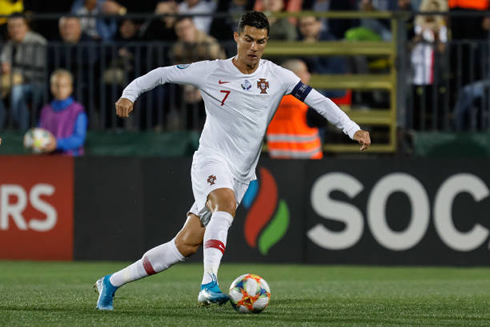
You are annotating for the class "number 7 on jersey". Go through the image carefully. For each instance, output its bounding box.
[220,90,230,106]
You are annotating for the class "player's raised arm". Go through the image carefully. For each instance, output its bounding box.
[115,62,212,118]
[120,67,168,103]
[288,83,370,151]
[114,67,165,118]
[305,87,371,151]
[279,64,370,151]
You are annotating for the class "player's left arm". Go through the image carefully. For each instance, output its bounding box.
[288,79,371,151]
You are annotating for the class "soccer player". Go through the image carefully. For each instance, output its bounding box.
[95,11,371,311]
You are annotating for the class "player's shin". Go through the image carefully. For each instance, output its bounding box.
[110,238,186,287]
[201,211,233,285]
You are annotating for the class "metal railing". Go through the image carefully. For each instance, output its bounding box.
[1,10,489,154]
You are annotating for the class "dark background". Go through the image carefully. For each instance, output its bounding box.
[74,157,490,265]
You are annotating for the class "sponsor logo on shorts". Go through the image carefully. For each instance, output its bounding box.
[207,175,217,185]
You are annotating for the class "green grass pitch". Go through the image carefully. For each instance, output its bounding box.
[1,261,489,326]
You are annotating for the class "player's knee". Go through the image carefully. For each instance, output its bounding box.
[216,200,236,217]
[207,188,237,217]
[210,198,236,217]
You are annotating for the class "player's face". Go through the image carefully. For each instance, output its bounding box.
[234,26,269,68]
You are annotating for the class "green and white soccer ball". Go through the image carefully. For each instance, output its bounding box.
[23,128,52,153]
[229,274,271,313]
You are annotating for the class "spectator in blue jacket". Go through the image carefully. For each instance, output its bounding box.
[71,0,118,41]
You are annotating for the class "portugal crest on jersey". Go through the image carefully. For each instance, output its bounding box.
[257,78,269,94]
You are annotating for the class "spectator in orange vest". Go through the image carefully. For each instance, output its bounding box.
[266,59,323,159]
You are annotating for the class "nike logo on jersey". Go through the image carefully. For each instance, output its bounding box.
[218,80,229,84]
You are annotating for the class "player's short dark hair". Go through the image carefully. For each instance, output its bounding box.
[237,11,269,36]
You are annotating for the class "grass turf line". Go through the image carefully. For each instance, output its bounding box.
[0,261,489,326]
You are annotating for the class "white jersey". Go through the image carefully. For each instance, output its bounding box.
[122,58,360,182]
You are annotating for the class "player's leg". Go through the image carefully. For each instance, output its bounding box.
[190,158,250,305]
[175,213,206,257]
[110,213,204,285]
[95,213,204,310]
[198,188,236,305]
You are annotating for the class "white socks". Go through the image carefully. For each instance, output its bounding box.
[201,211,234,285]
[110,238,185,287]
[109,211,234,288]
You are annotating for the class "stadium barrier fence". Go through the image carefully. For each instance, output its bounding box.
[2,11,489,155]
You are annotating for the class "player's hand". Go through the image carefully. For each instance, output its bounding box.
[43,133,57,153]
[353,130,371,152]
[0,137,2,146]
[115,97,134,118]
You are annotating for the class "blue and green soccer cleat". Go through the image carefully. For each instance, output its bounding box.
[94,274,118,310]
[198,280,229,306]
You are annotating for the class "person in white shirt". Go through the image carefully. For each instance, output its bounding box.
[94,11,371,311]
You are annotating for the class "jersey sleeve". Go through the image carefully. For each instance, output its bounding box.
[277,64,360,140]
[303,87,361,140]
[278,66,301,95]
[121,61,212,102]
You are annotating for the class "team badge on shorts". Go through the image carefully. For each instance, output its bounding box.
[207,175,217,185]
[257,78,269,94]
[241,79,252,91]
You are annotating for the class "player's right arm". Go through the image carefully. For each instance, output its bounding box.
[116,62,212,118]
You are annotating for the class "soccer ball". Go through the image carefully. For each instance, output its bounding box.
[229,274,271,313]
[23,128,52,153]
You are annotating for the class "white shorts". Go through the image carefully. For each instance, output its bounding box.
[188,156,250,226]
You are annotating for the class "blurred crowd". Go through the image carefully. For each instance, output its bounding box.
[0,0,489,140]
